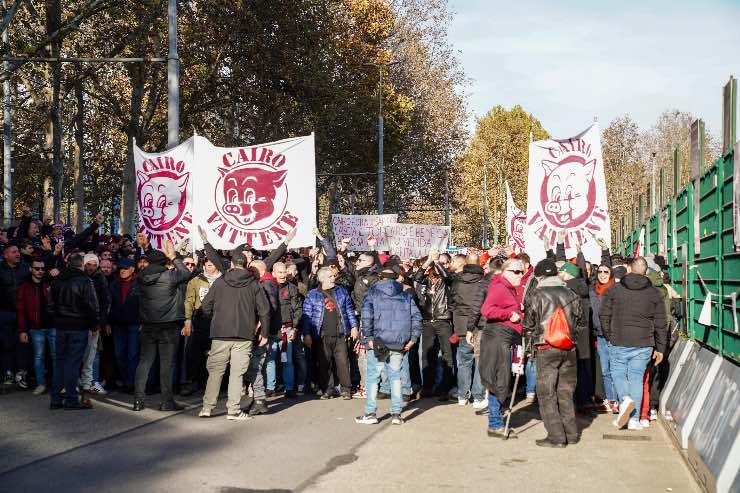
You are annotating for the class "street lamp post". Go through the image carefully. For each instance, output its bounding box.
[363,61,398,214]
[167,0,179,149]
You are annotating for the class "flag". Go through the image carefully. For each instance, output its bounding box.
[524,123,611,264]
[506,181,526,254]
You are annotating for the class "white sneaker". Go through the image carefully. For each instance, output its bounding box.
[32,385,46,396]
[198,408,211,418]
[458,398,468,406]
[649,409,658,421]
[355,413,379,425]
[473,399,488,410]
[525,393,537,404]
[639,419,650,428]
[227,411,252,421]
[615,397,635,429]
[627,418,643,431]
[90,382,107,395]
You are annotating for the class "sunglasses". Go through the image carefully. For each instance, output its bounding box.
[507,269,524,275]
[184,262,195,267]
[598,269,611,274]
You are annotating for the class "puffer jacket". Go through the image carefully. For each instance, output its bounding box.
[202,268,270,340]
[48,268,99,330]
[138,259,191,324]
[360,279,422,350]
[600,273,668,353]
[467,271,494,333]
[300,285,358,337]
[523,276,585,346]
[413,267,450,321]
[480,274,522,334]
[448,264,485,336]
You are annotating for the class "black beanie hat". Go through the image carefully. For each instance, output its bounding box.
[146,250,169,266]
[534,259,557,277]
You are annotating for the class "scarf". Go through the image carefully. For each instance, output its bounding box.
[204,271,221,285]
[594,278,615,297]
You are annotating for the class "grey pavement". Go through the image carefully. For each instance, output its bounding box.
[0,387,699,493]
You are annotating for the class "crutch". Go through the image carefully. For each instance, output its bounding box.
[503,338,531,440]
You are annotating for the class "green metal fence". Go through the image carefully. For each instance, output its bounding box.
[618,77,739,364]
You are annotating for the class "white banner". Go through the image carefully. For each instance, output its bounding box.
[635,226,645,258]
[383,223,450,259]
[192,134,317,250]
[331,214,397,251]
[134,137,195,250]
[506,181,526,254]
[525,123,611,264]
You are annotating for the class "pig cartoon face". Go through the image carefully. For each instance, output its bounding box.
[539,155,597,228]
[510,213,526,248]
[216,166,287,227]
[137,171,189,231]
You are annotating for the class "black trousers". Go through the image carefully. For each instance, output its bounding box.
[185,316,211,388]
[316,334,350,394]
[421,320,453,392]
[536,347,578,444]
[134,322,180,402]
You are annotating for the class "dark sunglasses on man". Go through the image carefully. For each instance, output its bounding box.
[507,269,524,275]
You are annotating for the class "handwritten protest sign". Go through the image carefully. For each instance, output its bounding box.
[384,223,450,259]
[331,214,398,251]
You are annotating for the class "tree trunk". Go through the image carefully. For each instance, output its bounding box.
[46,0,63,221]
[120,63,144,235]
[73,79,84,231]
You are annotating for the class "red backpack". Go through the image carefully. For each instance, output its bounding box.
[544,306,574,350]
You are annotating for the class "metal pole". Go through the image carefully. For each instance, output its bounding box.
[377,68,384,214]
[444,169,449,226]
[2,0,11,226]
[167,0,179,148]
[482,161,489,248]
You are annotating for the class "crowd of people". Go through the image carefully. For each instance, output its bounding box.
[0,209,679,447]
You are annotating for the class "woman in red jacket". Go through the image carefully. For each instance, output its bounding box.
[478,258,525,438]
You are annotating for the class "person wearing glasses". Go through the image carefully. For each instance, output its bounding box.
[478,258,525,438]
[16,259,55,394]
[589,258,617,414]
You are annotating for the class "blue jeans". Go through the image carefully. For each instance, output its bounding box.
[267,336,299,391]
[525,357,536,395]
[488,392,504,429]
[456,337,484,401]
[380,351,412,396]
[596,336,616,401]
[609,345,652,419]
[113,324,140,387]
[52,329,90,405]
[29,328,56,385]
[365,349,403,416]
[266,340,280,391]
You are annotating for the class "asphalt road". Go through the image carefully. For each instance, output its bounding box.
[0,387,699,493]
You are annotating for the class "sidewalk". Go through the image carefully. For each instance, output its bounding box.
[306,399,700,493]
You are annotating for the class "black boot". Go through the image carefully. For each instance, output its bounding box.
[159,400,185,412]
[536,438,566,448]
[248,399,269,416]
[132,400,146,412]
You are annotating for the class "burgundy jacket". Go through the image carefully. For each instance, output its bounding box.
[480,274,523,334]
[17,280,51,333]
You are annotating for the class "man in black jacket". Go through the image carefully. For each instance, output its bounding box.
[132,241,191,412]
[272,261,304,398]
[413,249,454,401]
[107,259,139,393]
[523,259,585,448]
[600,257,667,431]
[48,253,100,410]
[0,243,30,386]
[443,259,486,409]
[200,251,270,421]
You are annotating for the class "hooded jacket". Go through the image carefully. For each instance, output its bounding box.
[360,279,422,350]
[48,268,99,330]
[599,273,668,353]
[201,268,270,340]
[137,258,191,324]
[448,264,485,335]
[522,276,585,346]
[480,274,523,334]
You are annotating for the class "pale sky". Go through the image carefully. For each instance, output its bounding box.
[448,0,740,140]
